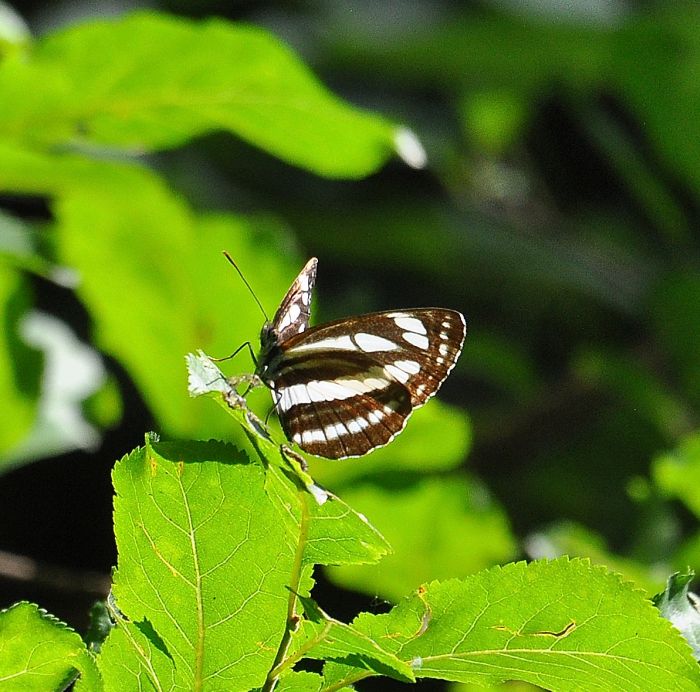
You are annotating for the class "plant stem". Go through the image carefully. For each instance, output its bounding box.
[262,485,311,692]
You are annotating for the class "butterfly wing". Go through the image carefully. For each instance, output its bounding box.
[273,349,413,458]
[270,308,466,458]
[271,257,317,343]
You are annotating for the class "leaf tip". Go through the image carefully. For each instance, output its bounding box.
[394,127,427,169]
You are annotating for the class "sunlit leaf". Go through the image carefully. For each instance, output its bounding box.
[104,438,296,689]
[0,12,399,178]
[291,595,414,682]
[325,559,700,690]
[0,601,100,691]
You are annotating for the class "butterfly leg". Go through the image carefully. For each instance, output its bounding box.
[210,340,259,368]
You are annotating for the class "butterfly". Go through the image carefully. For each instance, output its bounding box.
[250,257,466,459]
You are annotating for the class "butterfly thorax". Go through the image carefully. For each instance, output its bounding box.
[256,321,283,384]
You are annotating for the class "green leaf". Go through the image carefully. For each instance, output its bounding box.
[653,570,700,660]
[304,490,391,568]
[328,559,700,690]
[327,474,515,601]
[0,11,400,178]
[103,437,298,690]
[653,431,700,518]
[290,596,414,683]
[98,621,176,692]
[0,601,100,691]
[274,670,323,691]
[0,261,40,464]
[450,682,540,692]
[102,433,390,690]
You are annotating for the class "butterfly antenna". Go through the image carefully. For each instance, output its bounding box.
[222,251,269,321]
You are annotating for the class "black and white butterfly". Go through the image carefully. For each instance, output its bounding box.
[249,258,466,459]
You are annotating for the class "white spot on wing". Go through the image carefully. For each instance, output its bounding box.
[282,373,392,404]
[301,429,325,446]
[354,416,369,430]
[393,316,427,334]
[367,410,384,424]
[438,343,450,356]
[278,302,302,331]
[338,377,390,394]
[355,333,399,352]
[290,335,356,353]
[306,380,348,402]
[277,384,311,411]
[403,332,430,350]
[334,422,349,437]
[394,360,420,374]
[347,419,362,434]
[385,363,410,384]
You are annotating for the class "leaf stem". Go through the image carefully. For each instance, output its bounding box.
[262,485,311,691]
[269,620,331,679]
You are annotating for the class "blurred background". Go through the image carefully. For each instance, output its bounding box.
[1,1,699,689]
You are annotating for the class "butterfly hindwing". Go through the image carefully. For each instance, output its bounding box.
[272,352,412,458]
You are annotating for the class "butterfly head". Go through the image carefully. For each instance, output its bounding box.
[256,320,282,382]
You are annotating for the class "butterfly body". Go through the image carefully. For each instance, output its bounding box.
[255,258,466,459]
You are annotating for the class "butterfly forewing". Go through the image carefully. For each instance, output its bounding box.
[271,257,317,343]
[262,298,466,459]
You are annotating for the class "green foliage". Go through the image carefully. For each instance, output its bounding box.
[0,12,396,177]
[2,3,700,690]
[0,601,99,690]
[324,560,699,690]
[4,438,699,691]
[0,9,403,455]
[0,262,40,461]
